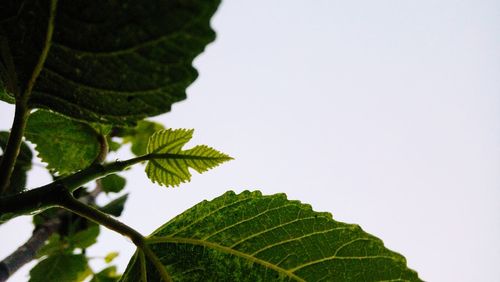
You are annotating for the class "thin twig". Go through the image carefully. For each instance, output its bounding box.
[56,190,172,282]
[0,186,101,281]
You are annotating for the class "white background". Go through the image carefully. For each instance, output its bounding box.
[1,1,499,281]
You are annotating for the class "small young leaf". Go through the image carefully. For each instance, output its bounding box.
[29,254,88,282]
[104,252,119,264]
[100,174,126,194]
[99,194,129,217]
[0,131,33,193]
[145,129,232,187]
[121,191,421,281]
[25,110,101,174]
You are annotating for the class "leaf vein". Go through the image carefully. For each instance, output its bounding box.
[147,237,305,282]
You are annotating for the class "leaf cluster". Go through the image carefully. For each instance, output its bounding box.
[0,0,421,281]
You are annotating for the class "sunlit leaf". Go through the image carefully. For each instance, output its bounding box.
[145,129,232,187]
[25,110,100,174]
[104,252,119,264]
[121,191,421,281]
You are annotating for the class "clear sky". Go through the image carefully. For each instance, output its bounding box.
[1,1,499,281]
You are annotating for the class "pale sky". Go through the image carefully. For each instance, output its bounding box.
[1,1,500,281]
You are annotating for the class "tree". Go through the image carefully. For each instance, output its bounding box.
[0,1,421,281]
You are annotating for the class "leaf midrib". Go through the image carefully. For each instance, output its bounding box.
[149,153,231,161]
[147,236,305,282]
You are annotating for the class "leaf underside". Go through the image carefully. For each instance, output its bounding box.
[0,0,221,124]
[145,129,232,187]
[25,109,100,174]
[120,191,421,281]
[29,254,88,282]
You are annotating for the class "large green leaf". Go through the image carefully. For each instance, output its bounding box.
[25,109,101,174]
[29,254,88,282]
[145,129,232,187]
[0,0,220,124]
[120,191,421,281]
[0,131,33,193]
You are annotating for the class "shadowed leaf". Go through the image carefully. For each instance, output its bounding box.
[70,225,100,249]
[91,266,121,282]
[100,174,126,194]
[29,254,88,282]
[0,0,221,124]
[99,194,129,217]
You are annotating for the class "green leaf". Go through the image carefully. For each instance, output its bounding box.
[100,174,126,194]
[99,194,129,217]
[120,191,421,281]
[122,120,165,156]
[91,123,113,136]
[108,139,122,152]
[0,131,33,193]
[0,0,221,124]
[29,254,88,282]
[25,110,101,174]
[36,234,68,258]
[145,129,233,187]
[0,86,14,104]
[69,225,100,249]
[104,252,119,264]
[91,266,121,282]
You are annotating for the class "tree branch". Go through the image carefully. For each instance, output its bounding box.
[0,216,60,282]
[0,187,101,281]
[56,190,172,282]
[0,153,171,218]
